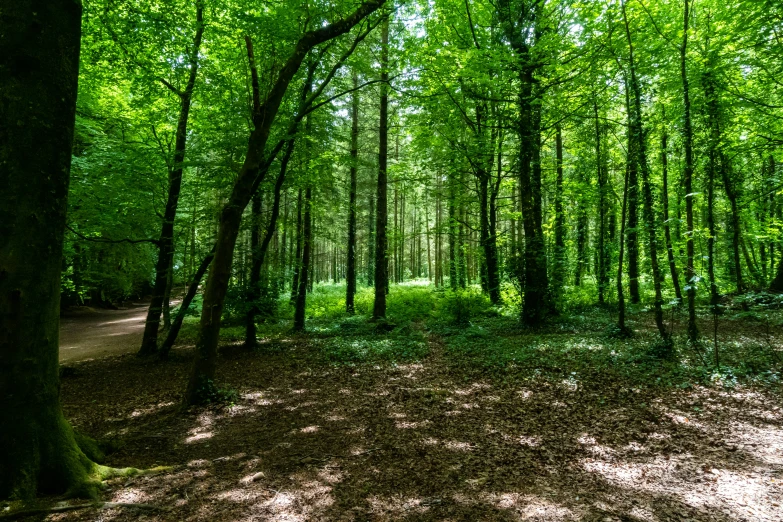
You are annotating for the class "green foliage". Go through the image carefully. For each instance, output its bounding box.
[435,288,493,326]
[192,379,239,406]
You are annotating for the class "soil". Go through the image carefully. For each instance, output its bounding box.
[25,321,783,521]
[59,304,151,363]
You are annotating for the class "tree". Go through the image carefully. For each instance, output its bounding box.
[346,72,360,314]
[138,1,205,356]
[0,0,104,499]
[184,0,386,405]
[372,15,390,320]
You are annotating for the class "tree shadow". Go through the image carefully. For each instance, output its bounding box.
[51,333,783,521]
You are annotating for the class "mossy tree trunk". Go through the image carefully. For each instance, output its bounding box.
[0,0,101,500]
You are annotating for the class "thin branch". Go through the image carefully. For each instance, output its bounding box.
[66,224,160,246]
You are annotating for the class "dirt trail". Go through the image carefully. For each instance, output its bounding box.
[59,303,150,363]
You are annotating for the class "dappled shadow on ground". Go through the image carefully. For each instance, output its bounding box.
[46,329,783,522]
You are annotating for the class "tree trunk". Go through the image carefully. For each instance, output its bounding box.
[623,79,641,305]
[139,3,204,356]
[245,191,263,346]
[661,126,683,301]
[159,246,215,358]
[622,0,668,340]
[0,0,100,499]
[552,123,567,303]
[184,0,385,405]
[372,16,390,320]
[681,0,699,342]
[617,143,631,333]
[594,102,608,305]
[246,138,296,346]
[293,186,313,331]
[291,188,303,303]
[368,194,375,286]
[346,72,359,313]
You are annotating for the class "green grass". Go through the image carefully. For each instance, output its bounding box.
[174,281,781,388]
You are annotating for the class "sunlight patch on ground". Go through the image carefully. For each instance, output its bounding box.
[518,435,541,447]
[109,487,153,504]
[582,452,783,521]
[128,401,174,418]
[481,492,579,520]
[366,495,431,516]
[443,440,475,451]
[99,317,145,326]
[726,421,783,465]
[395,419,431,429]
[185,413,215,444]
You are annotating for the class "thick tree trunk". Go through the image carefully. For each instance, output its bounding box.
[372,16,390,320]
[594,103,608,305]
[245,192,263,346]
[553,124,567,303]
[623,81,641,305]
[346,72,359,314]
[367,194,375,286]
[0,0,101,499]
[518,74,549,324]
[139,3,204,356]
[617,146,631,333]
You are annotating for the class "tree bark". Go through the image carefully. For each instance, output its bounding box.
[661,126,683,301]
[159,246,215,358]
[293,186,313,331]
[372,15,390,320]
[553,123,567,303]
[622,0,668,340]
[139,3,204,356]
[681,0,699,342]
[246,138,296,346]
[346,72,359,314]
[184,0,386,405]
[0,0,100,499]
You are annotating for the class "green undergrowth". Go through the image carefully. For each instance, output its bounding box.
[177,282,780,389]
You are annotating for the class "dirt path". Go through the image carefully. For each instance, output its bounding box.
[59,303,150,363]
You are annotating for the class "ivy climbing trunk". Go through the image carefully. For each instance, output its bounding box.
[293,186,313,331]
[553,123,567,303]
[622,0,668,341]
[661,126,683,301]
[0,0,101,500]
[680,0,699,342]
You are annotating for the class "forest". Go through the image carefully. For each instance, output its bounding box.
[1,0,782,519]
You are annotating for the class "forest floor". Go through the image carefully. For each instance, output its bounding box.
[59,302,150,362]
[16,285,783,521]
